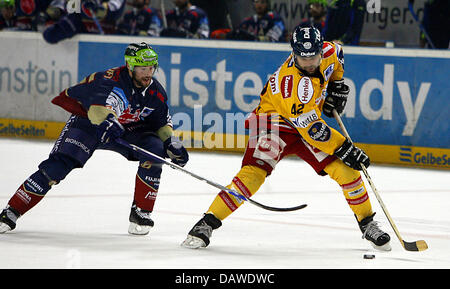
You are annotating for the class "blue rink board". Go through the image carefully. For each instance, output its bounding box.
[78,41,449,149]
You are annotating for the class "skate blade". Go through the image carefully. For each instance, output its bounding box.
[128,222,152,235]
[0,223,12,234]
[181,235,206,249]
[370,241,392,252]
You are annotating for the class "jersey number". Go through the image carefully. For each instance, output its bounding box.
[291,103,305,115]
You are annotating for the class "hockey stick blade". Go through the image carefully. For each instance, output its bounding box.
[403,239,428,252]
[116,139,307,212]
[246,198,307,212]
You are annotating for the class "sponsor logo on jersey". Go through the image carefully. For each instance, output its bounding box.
[269,70,280,95]
[308,122,330,142]
[106,87,129,116]
[298,77,314,104]
[119,107,142,124]
[281,75,293,99]
[290,109,319,128]
[323,64,335,82]
[139,107,155,119]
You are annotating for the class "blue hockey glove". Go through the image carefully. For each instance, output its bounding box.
[96,113,124,144]
[164,136,189,167]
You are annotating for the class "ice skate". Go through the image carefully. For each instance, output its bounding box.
[0,206,20,233]
[181,213,222,249]
[358,213,391,251]
[128,205,154,235]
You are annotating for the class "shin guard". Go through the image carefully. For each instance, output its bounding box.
[325,160,373,222]
[8,171,52,216]
[133,162,161,212]
[207,165,267,220]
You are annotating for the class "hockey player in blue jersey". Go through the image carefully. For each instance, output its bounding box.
[298,0,328,33]
[227,0,287,42]
[0,43,189,236]
[161,0,209,39]
[116,0,163,37]
[0,0,16,30]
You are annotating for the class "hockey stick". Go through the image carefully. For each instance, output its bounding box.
[115,138,307,212]
[408,1,435,49]
[160,0,168,29]
[332,109,428,251]
[87,7,105,35]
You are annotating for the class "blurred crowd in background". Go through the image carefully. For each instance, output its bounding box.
[0,0,448,49]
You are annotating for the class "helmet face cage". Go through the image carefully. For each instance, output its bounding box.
[124,42,159,71]
[290,26,323,58]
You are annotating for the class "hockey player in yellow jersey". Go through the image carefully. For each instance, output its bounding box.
[181,26,391,251]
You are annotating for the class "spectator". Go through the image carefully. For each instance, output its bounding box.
[161,0,209,39]
[116,0,163,37]
[322,0,365,46]
[226,0,287,42]
[298,0,327,33]
[8,0,61,31]
[420,0,450,49]
[43,0,126,44]
[0,0,17,30]
[190,0,229,32]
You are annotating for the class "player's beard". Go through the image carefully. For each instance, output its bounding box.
[302,65,319,75]
[295,62,320,76]
[132,71,152,88]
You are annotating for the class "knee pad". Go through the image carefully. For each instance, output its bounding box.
[325,159,360,185]
[139,134,165,158]
[124,133,165,162]
[38,153,79,184]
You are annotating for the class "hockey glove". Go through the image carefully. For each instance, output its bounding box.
[164,136,189,167]
[323,79,349,118]
[96,113,125,144]
[334,139,370,171]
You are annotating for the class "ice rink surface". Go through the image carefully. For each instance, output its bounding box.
[0,138,449,269]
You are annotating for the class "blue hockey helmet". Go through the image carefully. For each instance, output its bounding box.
[290,26,323,57]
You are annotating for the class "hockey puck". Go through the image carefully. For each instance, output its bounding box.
[363,254,375,259]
